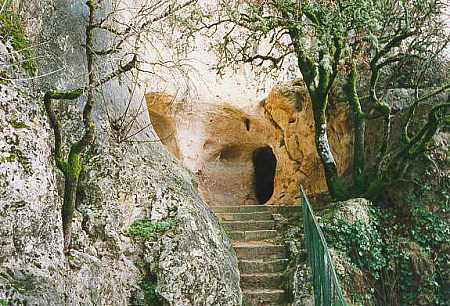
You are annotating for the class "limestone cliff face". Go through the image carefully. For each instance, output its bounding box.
[18,0,354,208]
[262,84,352,204]
[0,64,65,304]
[0,0,241,303]
[146,82,353,206]
[0,76,240,305]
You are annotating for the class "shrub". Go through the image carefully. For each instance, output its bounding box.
[322,184,449,305]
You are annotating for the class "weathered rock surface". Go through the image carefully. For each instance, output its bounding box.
[73,131,241,306]
[262,84,352,204]
[0,71,65,305]
[320,198,376,306]
[146,82,353,206]
[0,2,241,302]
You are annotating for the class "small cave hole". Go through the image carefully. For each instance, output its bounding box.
[253,146,277,204]
[244,118,251,131]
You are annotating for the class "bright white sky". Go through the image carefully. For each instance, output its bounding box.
[143,1,450,108]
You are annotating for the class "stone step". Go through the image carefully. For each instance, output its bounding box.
[233,243,286,259]
[228,230,278,241]
[266,205,302,218]
[222,220,275,231]
[216,212,273,221]
[211,205,270,214]
[212,204,303,214]
[240,273,284,290]
[243,289,286,306]
[239,258,288,274]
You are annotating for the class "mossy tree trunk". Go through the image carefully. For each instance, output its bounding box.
[44,0,135,251]
[44,90,85,251]
[311,92,341,199]
[43,0,98,251]
[61,168,79,250]
[344,63,366,192]
[291,30,344,199]
[389,101,450,178]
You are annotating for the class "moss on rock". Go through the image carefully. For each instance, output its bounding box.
[0,0,36,75]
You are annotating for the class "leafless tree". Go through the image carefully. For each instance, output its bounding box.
[44,0,198,251]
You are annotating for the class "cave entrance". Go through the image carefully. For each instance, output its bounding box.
[253,146,277,204]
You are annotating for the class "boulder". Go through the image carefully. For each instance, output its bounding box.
[0,0,242,302]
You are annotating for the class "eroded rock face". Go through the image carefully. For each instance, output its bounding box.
[319,198,376,306]
[0,2,241,302]
[146,82,352,206]
[263,84,352,204]
[0,81,241,304]
[0,72,65,305]
[74,133,240,306]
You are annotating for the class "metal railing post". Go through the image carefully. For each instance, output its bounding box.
[301,186,347,306]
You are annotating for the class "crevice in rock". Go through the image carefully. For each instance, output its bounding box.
[262,107,299,162]
[244,118,250,131]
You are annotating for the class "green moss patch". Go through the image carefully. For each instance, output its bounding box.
[128,219,176,239]
[8,118,28,129]
[0,153,16,163]
[141,275,159,305]
[129,271,164,306]
[0,0,37,75]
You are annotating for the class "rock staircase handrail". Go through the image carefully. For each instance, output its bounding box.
[300,186,348,306]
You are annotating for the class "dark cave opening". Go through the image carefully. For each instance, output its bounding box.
[253,146,277,204]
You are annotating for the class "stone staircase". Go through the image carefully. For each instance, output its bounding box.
[211,205,290,306]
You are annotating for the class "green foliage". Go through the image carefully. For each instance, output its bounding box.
[131,272,162,306]
[128,219,176,239]
[322,181,450,305]
[376,201,448,306]
[322,214,386,280]
[141,278,158,305]
[0,0,37,75]
[399,185,449,305]
[8,118,28,129]
[0,299,8,306]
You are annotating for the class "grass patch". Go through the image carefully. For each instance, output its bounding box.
[0,0,37,75]
[128,219,176,239]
